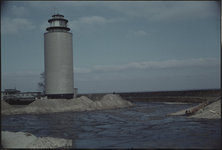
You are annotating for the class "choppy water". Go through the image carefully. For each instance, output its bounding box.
[2,102,221,149]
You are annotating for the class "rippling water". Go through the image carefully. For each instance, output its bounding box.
[2,102,221,149]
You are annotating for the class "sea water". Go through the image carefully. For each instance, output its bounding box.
[1,102,221,149]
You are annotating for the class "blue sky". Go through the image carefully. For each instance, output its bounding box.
[1,1,221,93]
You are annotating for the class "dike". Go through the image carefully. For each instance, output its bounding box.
[79,89,220,103]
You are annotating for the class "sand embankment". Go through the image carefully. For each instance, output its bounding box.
[79,89,220,103]
[118,89,220,103]
[1,131,72,148]
[167,99,221,119]
[1,94,135,116]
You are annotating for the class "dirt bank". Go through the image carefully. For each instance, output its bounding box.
[188,99,221,119]
[1,131,72,148]
[167,99,221,119]
[1,94,135,116]
[79,89,220,103]
[120,89,220,103]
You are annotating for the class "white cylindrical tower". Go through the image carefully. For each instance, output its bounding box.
[44,14,74,99]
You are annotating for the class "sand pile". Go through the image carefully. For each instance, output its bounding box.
[168,99,221,119]
[188,99,221,119]
[99,94,132,108]
[1,94,135,116]
[1,100,14,111]
[1,131,72,148]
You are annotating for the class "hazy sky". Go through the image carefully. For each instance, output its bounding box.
[1,1,220,93]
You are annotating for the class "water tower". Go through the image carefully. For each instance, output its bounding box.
[44,14,74,99]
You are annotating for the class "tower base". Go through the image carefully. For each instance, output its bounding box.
[45,94,74,99]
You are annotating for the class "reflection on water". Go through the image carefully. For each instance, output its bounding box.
[2,102,221,149]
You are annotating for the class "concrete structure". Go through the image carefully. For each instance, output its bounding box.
[44,14,75,99]
[1,88,41,104]
[74,88,78,99]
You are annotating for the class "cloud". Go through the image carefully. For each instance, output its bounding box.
[78,16,107,24]
[11,5,28,16]
[2,71,41,91]
[39,21,48,32]
[100,1,218,22]
[92,58,219,73]
[74,67,91,74]
[27,1,54,11]
[27,1,94,10]
[1,17,35,35]
[2,71,40,79]
[26,1,218,23]
[74,58,220,74]
[149,2,218,22]
[2,59,219,93]
[74,57,220,93]
[127,30,147,37]
[69,15,124,32]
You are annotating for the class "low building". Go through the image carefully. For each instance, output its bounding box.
[1,88,41,105]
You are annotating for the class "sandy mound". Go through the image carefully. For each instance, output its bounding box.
[99,94,133,108]
[168,99,221,119]
[1,131,72,148]
[1,94,135,115]
[188,100,221,119]
[1,100,14,111]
